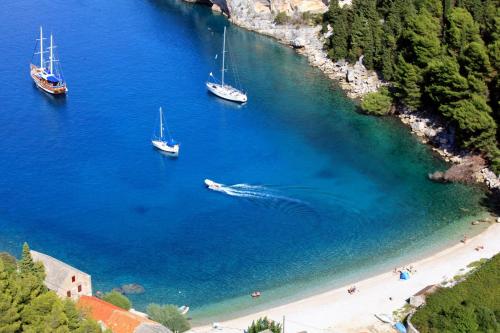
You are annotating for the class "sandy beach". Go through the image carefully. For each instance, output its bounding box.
[191,222,500,333]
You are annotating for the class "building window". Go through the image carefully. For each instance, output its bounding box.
[78,285,82,293]
[67,290,71,298]
[71,275,76,283]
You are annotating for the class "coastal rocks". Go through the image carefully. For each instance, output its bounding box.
[398,107,500,189]
[113,283,145,295]
[481,168,500,188]
[270,0,327,15]
[291,37,305,48]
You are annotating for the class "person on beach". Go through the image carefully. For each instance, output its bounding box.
[461,234,468,243]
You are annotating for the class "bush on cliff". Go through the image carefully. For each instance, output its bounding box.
[360,87,393,115]
[274,12,289,25]
[102,290,132,310]
[411,253,500,333]
[146,304,190,333]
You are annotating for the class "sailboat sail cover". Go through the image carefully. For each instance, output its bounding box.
[46,75,60,83]
[167,138,177,147]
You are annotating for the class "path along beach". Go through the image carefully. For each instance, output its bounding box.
[191,223,500,333]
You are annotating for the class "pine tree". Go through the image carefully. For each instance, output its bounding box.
[447,8,481,53]
[19,243,35,276]
[393,56,423,110]
[327,1,350,60]
[403,8,442,67]
[43,301,70,333]
[0,260,21,333]
[460,41,492,78]
[425,57,469,106]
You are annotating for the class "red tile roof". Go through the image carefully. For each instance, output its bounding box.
[77,296,156,333]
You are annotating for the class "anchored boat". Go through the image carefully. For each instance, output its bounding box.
[30,27,67,95]
[152,107,179,156]
[206,27,247,103]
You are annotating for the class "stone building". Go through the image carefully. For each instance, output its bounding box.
[30,250,92,300]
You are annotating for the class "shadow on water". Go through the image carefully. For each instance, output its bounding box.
[480,188,500,215]
[32,84,67,107]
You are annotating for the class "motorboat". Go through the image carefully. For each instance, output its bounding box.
[251,291,261,298]
[204,179,222,190]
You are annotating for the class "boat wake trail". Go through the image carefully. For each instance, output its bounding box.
[207,181,319,220]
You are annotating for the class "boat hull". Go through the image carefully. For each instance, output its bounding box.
[206,82,247,103]
[30,64,68,95]
[152,140,179,155]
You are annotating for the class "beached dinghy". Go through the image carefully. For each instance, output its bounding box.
[152,107,179,156]
[206,27,247,103]
[30,27,68,95]
[178,305,189,315]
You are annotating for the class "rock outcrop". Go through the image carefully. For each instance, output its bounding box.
[428,156,486,184]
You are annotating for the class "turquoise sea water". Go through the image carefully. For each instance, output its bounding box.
[0,0,487,322]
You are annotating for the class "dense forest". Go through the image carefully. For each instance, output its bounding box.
[323,0,500,172]
[411,254,499,332]
[0,244,106,333]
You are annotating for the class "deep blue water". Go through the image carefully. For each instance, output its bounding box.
[0,0,486,322]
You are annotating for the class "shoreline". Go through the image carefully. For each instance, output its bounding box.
[191,222,500,333]
[196,1,500,189]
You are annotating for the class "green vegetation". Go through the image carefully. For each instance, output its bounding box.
[274,11,290,25]
[146,304,190,333]
[411,253,500,332]
[101,291,131,310]
[0,243,105,333]
[323,0,500,172]
[361,87,393,115]
[247,317,282,333]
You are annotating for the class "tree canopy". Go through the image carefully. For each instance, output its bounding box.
[0,244,105,333]
[323,0,500,172]
[146,304,190,333]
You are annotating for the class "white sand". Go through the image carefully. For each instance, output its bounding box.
[192,223,500,333]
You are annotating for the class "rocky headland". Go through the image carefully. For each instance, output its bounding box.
[183,0,500,189]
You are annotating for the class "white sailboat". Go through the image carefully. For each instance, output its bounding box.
[206,27,247,103]
[152,107,179,156]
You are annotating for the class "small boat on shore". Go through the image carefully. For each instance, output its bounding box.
[152,107,179,156]
[178,305,189,315]
[30,27,67,95]
[206,27,247,103]
[204,179,222,190]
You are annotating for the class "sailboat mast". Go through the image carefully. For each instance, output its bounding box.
[159,107,163,140]
[40,26,44,68]
[221,27,226,87]
[49,34,54,74]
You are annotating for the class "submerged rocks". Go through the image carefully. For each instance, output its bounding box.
[113,283,145,295]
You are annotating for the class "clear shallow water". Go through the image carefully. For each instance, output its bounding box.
[0,0,487,322]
